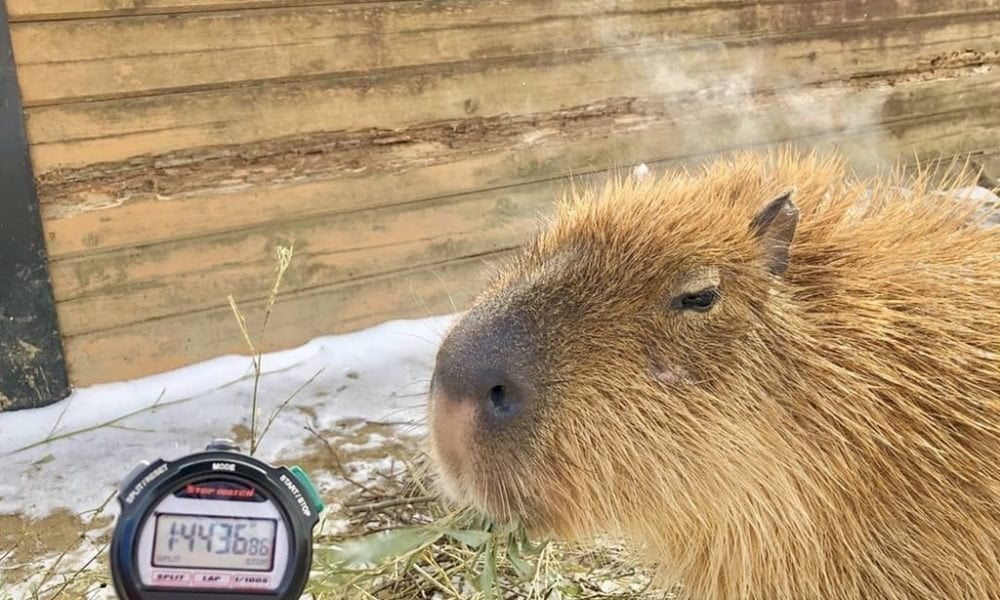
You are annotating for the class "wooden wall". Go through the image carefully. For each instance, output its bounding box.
[7,0,999,387]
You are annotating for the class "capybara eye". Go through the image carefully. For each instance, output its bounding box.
[672,288,720,312]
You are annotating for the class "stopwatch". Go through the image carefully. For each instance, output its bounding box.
[110,439,324,599]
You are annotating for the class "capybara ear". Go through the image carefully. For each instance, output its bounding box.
[749,189,799,275]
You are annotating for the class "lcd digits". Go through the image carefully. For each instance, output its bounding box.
[153,514,277,571]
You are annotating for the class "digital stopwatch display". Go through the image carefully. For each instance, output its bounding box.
[152,514,277,571]
[136,478,289,590]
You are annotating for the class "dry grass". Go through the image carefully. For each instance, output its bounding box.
[305,452,677,600]
[228,243,298,456]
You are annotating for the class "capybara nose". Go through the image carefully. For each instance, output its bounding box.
[432,355,525,422]
[430,309,533,423]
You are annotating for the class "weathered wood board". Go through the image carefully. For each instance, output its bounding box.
[40,72,1000,258]
[7,0,408,20]
[7,0,998,388]
[45,74,1000,336]
[12,0,997,104]
[9,0,996,21]
[63,251,512,387]
[21,14,1000,172]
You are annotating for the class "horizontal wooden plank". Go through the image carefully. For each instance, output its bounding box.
[971,148,1000,178]
[50,180,557,336]
[7,0,409,21]
[38,66,1000,258]
[9,0,996,22]
[46,69,1000,338]
[13,1,998,104]
[24,12,1000,172]
[60,249,512,387]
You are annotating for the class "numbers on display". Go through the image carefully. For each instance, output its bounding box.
[163,517,271,557]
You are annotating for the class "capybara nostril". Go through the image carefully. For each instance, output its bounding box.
[432,360,524,422]
[486,383,520,418]
[488,384,507,409]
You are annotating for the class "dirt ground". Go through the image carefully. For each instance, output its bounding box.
[0,511,110,586]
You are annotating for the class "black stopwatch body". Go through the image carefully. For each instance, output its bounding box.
[111,442,323,600]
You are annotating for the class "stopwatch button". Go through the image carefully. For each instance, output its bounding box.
[288,465,325,513]
[205,438,241,452]
[118,461,151,497]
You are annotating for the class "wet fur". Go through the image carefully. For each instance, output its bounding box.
[428,149,1000,599]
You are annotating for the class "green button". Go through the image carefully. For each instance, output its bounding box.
[289,465,325,514]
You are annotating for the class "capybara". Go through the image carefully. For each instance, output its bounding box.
[426,149,1000,599]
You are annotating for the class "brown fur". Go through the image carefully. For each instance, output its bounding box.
[427,149,1000,600]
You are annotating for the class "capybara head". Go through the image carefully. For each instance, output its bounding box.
[427,149,1000,598]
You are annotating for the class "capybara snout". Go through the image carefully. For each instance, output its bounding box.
[428,304,547,517]
[431,305,536,425]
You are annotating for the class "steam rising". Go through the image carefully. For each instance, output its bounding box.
[587,11,898,175]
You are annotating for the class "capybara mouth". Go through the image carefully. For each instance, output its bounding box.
[427,382,538,526]
[427,366,585,539]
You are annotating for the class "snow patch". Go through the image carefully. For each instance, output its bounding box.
[0,315,455,519]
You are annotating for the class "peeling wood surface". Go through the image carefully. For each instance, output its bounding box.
[38,69,1000,257]
[9,0,1000,386]
[23,17,1000,172]
[37,97,650,230]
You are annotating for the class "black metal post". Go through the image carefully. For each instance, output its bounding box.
[0,1,71,410]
